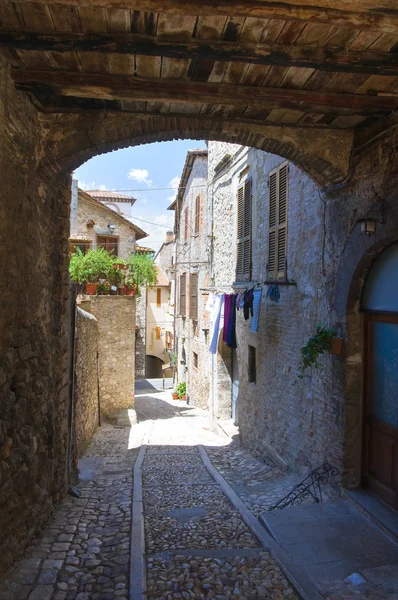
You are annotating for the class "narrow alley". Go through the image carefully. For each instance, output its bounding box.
[1,382,397,600]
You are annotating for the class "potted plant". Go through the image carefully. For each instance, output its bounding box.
[177,381,187,400]
[107,266,124,294]
[112,257,129,270]
[298,324,342,378]
[69,248,115,294]
[97,282,111,295]
[128,252,158,296]
[172,390,179,400]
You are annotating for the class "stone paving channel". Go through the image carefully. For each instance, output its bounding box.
[2,386,397,600]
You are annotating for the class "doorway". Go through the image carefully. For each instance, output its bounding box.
[361,243,398,509]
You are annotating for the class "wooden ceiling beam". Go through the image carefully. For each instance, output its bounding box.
[9,0,398,33]
[2,30,398,76]
[12,69,398,112]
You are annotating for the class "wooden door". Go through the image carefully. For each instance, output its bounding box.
[363,313,398,509]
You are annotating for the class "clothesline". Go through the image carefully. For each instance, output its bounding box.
[200,280,296,295]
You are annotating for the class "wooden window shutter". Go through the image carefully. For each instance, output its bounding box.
[268,163,288,279]
[190,273,198,321]
[194,196,200,235]
[180,273,186,316]
[156,288,161,308]
[236,178,252,281]
[156,326,161,340]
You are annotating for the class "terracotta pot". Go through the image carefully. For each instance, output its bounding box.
[125,285,137,296]
[172,393,179,400]
[85,282,98,295]
[119,286,126,295]
[329,338,344,355]
[180,395,187,401]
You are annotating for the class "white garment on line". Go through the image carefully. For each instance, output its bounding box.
[206,293,224,354]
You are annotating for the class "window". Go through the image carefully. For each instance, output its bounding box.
[194,195,201,235]
[156,326,161,340]
[248,345,256,383]
[165,331,173,350]
[190,273,198,321]
[193,352,199,369]
[97,235,118,256]
[180,273,187,316]
[184,208,189,241]
[156,288,161,308]
[268,163,288,280]
[236,177,252,281]
[69,240,91,254]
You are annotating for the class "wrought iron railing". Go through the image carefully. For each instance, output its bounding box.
[268,462,339,511]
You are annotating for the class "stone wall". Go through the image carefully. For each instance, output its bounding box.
[90,296,136,416]
[135,292,146,378]
[208,133,398,483]
[73,308,99,459]
[0,54,71,576]
[72,189,136,258]
[175,154,211,410]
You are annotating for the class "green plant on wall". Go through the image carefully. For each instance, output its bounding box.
[128,252,158,295]
[298,324,336,378]
[69,247,115,284]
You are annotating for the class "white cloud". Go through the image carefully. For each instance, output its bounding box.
[78,180,109,191]
[167,175,180,202]
[154,214,170,226]
[169,176,180,189]
[127,168,153,187]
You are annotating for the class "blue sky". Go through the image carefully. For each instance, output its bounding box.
[75,139,206,251]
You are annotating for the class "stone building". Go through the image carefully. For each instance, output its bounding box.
[134,245,155,379]
[70,185,147,257]
[85,189,137,219]
[1,2,398,570]
[173,149,211,410]
[145,265,174,378]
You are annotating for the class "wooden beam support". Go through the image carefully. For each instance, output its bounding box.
[9,0,398,33]
[2,30,398,76]
[12,69,398,112]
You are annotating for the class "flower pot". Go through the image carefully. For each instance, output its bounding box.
[85,282,98,295]
[180,395,187,401]
[119,286,126,295]
[125,285,137,296]
[329,338,344,355]
[172,393,179,400]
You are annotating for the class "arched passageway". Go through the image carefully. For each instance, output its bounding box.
[1,0,398,577]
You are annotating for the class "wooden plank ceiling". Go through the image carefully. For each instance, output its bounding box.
[0,1,397,131]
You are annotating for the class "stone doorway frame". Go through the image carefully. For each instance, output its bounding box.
[341,234,398,491]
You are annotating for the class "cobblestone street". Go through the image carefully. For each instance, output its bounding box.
[1,386,397,600]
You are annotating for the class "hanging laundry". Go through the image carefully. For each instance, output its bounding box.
[251,288,262,333]
[236,291,245,311]
[243,289,254,320]
[226,294,237,349]
[206,293,224,354]
[223,294,232,342]
[266,284,280,303]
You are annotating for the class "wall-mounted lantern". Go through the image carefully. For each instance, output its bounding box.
[107,223,116,233]
[358,218,377,237]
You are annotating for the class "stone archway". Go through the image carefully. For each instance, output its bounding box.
[337,231,398,490]
[38,112,352,190]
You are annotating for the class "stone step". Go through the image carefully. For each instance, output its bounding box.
[343,488,398,544]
